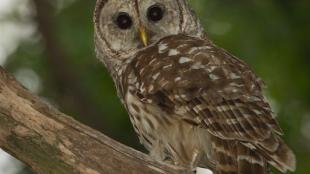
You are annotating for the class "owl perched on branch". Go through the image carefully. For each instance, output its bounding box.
[93,0,296,173]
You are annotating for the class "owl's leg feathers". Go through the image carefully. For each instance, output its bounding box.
[191,149,204,167]
[189,150,215,173]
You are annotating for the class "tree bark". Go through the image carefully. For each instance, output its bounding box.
[0,67,186,174]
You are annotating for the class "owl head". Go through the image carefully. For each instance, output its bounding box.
[94,0,204,68]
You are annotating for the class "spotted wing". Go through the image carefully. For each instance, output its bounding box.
[130,35,295,172]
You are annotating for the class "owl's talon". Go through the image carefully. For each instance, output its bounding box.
[195,167,213,174]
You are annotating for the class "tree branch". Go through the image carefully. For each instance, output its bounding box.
[0,67,185,174]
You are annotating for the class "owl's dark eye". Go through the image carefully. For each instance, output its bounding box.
[147,4,165,22]
[115,12,133,30]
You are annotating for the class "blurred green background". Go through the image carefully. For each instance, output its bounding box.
[0,0,309,173]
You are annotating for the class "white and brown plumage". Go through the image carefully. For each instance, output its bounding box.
[94,0,296,173]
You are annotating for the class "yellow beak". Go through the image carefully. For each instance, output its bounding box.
[139,26,148,47]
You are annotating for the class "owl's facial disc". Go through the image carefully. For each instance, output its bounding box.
[95,0,203,58]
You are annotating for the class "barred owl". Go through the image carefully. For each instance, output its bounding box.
[93,0,296,173]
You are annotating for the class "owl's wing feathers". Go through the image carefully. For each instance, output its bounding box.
[133,35,282,140]
[131,35,295,172]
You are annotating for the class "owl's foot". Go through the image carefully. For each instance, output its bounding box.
[182,167,213,174]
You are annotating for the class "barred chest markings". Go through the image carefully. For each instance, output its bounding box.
[124,85,211,165]
[125,88,157,148]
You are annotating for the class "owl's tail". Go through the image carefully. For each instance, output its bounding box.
[236,143,268,174]
[211,135,267,174]
[211,135,268,174]
[210,134,297,174]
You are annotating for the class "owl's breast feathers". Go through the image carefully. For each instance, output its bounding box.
[124,34,295,173]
